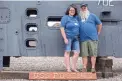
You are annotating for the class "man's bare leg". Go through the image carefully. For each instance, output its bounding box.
[91,56,96,72]
[82,56,88,72]
[91,56,96,68]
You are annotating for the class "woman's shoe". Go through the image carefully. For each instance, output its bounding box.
[72,69,79,72]
[66,69,72,72]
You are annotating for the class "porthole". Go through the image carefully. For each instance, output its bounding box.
[26,39,37,48]
[26,23,38,32]
[26,8,38,18]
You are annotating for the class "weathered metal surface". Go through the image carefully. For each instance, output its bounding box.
[0,1,122,57]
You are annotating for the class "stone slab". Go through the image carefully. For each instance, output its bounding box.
[29,72,97,80]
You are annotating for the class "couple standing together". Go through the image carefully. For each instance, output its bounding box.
[60,4,102,72]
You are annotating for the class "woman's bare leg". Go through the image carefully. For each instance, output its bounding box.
[72,52,79,72]
[64,51,71,72]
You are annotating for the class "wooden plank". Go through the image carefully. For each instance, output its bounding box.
[29,72,97,80]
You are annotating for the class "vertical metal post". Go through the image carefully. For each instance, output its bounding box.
[0,56,3,71]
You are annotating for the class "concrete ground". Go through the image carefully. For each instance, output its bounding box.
[0,57,122,81]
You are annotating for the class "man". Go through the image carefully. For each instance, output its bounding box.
[79,3,102,72]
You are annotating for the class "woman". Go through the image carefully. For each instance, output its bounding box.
[60,5,80,72]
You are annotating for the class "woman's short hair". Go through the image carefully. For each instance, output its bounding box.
[65,5,78,17]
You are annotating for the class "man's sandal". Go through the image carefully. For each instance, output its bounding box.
[91,68,96,73]
[82,68,87,72]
